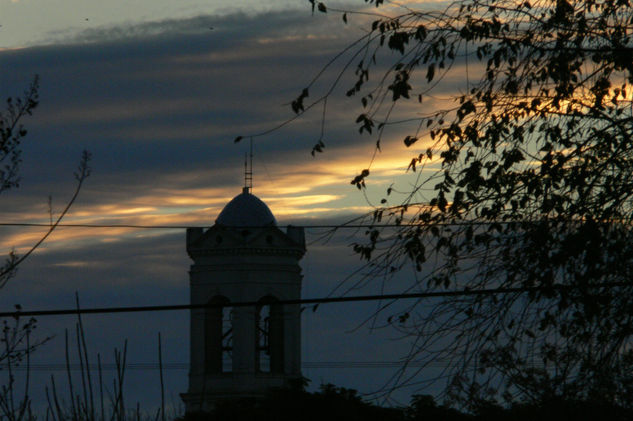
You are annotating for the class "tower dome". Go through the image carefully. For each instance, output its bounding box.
[215,187,276,227]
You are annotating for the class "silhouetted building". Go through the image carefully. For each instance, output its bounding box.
[181,187,306,413]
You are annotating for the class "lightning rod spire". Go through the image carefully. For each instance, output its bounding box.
[244,137,253,193]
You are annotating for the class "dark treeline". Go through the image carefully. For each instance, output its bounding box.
[180,383,633,421]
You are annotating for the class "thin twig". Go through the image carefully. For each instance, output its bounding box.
[64,330,78,421]
[158,333,165,421]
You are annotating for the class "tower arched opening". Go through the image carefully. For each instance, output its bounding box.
[204,295,232,374]
[256,296,284,374]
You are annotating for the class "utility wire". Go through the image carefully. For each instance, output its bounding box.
[3,360,534,371]
[0,220,567,229]
[1,282,628,318]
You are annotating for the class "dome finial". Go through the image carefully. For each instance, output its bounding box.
[244,137,253,194]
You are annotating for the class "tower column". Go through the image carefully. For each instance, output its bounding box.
[231,306,257,373]
[284,303,302,375]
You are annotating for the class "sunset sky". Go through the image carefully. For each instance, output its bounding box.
[0,0,459,411]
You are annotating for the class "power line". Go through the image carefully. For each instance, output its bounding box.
[0,222,402,229]
[0,221,528,230]
[1,282,628,319]
[3,363,188,371]
[1,361,454,371]
[0,222,191,229]
[2,361,551,371]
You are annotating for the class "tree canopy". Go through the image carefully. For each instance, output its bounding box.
[245,0,633,409]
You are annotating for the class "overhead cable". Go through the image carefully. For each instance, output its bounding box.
[0,281,628,319]
[0,221,530,229]
[3,361,457,371]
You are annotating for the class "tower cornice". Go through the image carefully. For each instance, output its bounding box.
[188,246,305,259]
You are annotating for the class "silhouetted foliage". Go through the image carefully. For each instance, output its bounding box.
[280,0,633,408]
[0,77,38,196]
[182,384,403,421]
[180,385,633,421]
[406,394,469,421]
[0,78,39,286]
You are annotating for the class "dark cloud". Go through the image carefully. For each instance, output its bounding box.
[1,9,362,194]
[40,10,325,48]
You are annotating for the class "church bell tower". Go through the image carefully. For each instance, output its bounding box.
[181,187,305,413]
